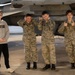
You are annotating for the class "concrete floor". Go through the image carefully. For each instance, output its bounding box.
[0,36,75,75]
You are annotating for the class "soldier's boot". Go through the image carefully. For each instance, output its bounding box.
[33,62,37,69]
[51,64,56,70]
[42,64,50,70]
[71,63,75,69]
[26,62,30,70]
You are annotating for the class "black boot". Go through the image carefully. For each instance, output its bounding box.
[71,63,75,69]
[26,62,30,70]
[33,62,37,69]
[51,64,56,70]
[42,64,50,70]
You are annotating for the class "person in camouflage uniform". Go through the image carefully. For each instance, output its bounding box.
[58,10,75,69]
[38,11,56,70]
[17,14,38,70]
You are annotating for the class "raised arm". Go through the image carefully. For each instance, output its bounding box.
[58,22,66,34]
[17,19,25,27]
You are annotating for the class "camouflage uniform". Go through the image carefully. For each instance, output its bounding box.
[17,19,38,62]
[58,21,75,63]
[38,19,56,64]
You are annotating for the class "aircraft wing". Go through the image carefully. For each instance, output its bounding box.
[3,10,23,17]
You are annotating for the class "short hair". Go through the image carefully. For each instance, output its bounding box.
[25,14,33,17]
[42,10,49,15]
[66,10,73,15]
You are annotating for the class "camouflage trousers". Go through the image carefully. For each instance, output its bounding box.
[24,37,38,62]
[65,41,75,63]
[42,42,56,64]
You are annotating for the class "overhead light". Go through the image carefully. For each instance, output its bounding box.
[0,3,11,7]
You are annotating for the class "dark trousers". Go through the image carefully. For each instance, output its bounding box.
[0,43,10,69]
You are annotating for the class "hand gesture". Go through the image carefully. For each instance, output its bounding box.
[24,17,26,21]
[0,38,6,42]
[64,22,67,27]
[39,17,43,21]
[72,22,75,26]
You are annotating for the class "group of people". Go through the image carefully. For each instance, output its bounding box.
[17,10,75,70]
[0,9,75,73]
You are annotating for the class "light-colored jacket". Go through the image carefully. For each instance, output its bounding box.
[0,20,9,44]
